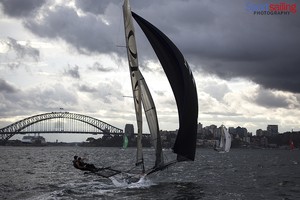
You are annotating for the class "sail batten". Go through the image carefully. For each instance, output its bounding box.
[132,12,198,161]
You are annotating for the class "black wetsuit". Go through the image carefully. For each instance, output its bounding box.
[73,159,97,172]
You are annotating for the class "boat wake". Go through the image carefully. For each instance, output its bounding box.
[109,175,155,188]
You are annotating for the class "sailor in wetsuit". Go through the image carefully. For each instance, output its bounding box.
[73,155,97,172]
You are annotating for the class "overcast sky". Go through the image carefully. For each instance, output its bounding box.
[0,0,299,142]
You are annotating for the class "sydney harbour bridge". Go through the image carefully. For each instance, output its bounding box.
[0,112,124,143]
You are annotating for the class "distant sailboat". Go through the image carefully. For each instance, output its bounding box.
[214,125,231,153]
[123,134,128,149]
[122,0,198,176]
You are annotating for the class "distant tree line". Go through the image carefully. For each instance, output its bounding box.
[264,131,299,147]
[248,131,299,148]
[81,134,152,148]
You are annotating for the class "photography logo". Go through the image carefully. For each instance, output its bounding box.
[246,2,297,15]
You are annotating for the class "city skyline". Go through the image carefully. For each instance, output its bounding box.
[1,0,300,142]
[2,112,296,143]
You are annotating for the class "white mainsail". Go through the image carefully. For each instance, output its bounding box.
[223,126,231,152]
[123,0,164,171]
[219,131,225,150]
[140,79,164,167]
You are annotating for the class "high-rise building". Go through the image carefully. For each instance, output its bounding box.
[256,129,263,136]
[197,122,203,133]
[267,125,278,134]
[124,124,134,139]
[236,126,248,138]
[197,123,203,137]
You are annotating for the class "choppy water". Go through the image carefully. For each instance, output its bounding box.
[0,146,299,200]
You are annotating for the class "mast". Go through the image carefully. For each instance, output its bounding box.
[123,0,164,170]
[123,0,144,171]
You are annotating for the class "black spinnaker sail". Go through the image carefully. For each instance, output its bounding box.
[132,12,198,161]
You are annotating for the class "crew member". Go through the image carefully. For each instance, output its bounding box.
[73,155,97,172]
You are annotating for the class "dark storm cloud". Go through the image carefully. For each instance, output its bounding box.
[24,5,118,54]
[129,0,300,94]
[254,88,290,108]
[74,0,153,15]
[74,0,112,15]
[0,0,46,17]
[78,82,123,103]
[0,83,78,117]
[2,0,299,94]
[27,84,78,110]
[0,79,18,93]
[63,65,80,79]
[190,2,299,93]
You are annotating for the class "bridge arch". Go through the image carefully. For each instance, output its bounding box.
[0,112,123,142]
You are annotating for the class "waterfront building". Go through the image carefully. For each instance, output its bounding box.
[267,125,278,135]
[256,129,263,136]
[197,122,203,138]
[21,135,46,144]
[124,124,134,139]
